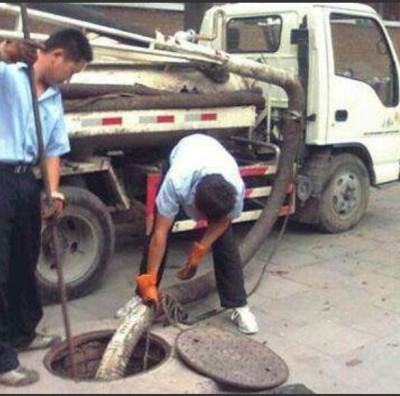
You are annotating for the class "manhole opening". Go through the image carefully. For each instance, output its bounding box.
[44,330,171,381]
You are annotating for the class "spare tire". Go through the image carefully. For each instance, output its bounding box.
[37,187,115,304]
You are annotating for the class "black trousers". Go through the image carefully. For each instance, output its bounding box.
[0,168,43,374]
[139,225,248,308]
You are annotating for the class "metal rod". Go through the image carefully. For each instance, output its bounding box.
[19,3,78,380]
[2,3,153,44]
[0,29,221,66]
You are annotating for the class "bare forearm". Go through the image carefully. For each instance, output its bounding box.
[45,156,61,193]
[200,218,230,248]
[146,213,174,277]
[147,233,168,276]
[0,40,10,63]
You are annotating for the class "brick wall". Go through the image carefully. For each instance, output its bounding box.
[386,26,400,59]
[0,5,184,37]
[2,4,399,42]
[367,3,400,20]
[83,6,184,36]
[0,13,73,36]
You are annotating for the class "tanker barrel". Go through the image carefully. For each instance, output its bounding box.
[64,87,266,157]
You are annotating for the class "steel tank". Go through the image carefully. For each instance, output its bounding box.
[65,65,258,157]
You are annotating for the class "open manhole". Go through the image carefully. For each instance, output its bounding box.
[44,330,171,381]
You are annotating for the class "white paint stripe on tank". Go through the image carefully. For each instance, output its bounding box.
[184,114,201,122]
[81,118,102,128]
[139,116,157,124]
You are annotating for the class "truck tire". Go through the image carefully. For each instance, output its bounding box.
[37,187,115,304]
[318,154,369,233]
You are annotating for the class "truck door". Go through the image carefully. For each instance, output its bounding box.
[325,11,400,184]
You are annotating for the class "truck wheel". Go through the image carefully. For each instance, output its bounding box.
[37,187,115,304]
[318,154,369,233]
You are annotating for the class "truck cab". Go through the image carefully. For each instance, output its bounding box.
[200,3,400,232]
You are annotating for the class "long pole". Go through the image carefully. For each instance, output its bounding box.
[19,3,78,379]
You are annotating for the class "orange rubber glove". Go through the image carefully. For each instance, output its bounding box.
[176,242,209,281]
[136,273,158,306]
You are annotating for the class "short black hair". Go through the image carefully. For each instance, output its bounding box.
[195,174,237,223]
[45,28,93,62]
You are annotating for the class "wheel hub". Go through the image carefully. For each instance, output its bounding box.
[41,226,69,268]
[332,173,361,215]
[38,213,99,284]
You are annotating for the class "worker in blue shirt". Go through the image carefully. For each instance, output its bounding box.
[117,134,259,336]
[0,29,92,387]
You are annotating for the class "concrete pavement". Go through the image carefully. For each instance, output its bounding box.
[5,183,400,394]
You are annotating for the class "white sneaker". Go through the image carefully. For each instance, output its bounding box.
[231,306,259,335]
[18,333,61,352]
[0,366,39,387]
[115,295,142,319]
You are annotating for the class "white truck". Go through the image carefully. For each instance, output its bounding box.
[1,2,399,302]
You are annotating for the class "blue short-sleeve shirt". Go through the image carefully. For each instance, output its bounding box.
[156,134,245,221]
[0,62,70,163]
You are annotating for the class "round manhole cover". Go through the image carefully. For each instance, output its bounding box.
[176,327,289,390]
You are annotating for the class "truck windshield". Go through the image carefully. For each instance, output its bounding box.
[330,13,399,107]
[226,16,282,53]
